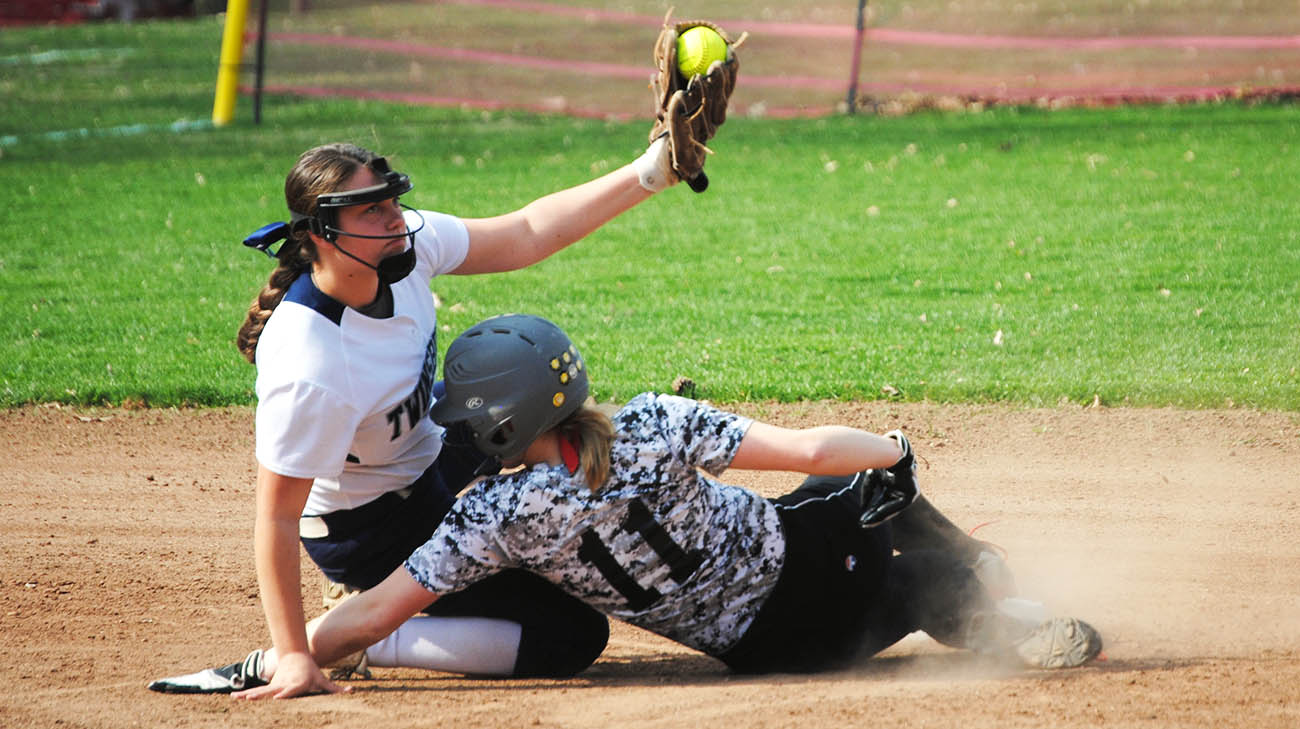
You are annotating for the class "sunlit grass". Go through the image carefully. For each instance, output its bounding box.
[1,17,1296,409]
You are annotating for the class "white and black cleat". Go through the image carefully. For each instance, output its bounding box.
[147,649,268,694]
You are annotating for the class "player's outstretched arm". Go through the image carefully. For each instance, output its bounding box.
[729,422,905,475]
[234,567,438,700]
[453,161,657,275]
[311,568,438,670]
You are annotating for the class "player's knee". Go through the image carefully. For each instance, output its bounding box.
[514,606,609,678]
[551,610,610,677]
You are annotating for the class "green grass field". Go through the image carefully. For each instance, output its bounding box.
[1,15,1297,410]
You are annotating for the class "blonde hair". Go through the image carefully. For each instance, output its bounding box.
[555,404,615,491]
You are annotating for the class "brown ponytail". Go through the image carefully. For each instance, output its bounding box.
[234,143,381,364]
[235,238,314,363]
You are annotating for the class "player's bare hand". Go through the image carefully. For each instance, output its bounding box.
[233,652,350,700]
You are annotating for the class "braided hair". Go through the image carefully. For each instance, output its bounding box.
[235,143,380,363]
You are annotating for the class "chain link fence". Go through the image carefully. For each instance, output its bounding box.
[236,0,1300,118]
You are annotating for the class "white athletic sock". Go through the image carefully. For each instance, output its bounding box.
[364,615,522,676]
[996,597,1048,625]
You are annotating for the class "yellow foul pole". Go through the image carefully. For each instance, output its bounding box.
[212,0,252,126]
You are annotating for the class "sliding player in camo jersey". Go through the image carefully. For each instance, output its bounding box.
[202,314,1101,698]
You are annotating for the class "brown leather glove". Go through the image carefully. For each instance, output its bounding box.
[647,14,747,192]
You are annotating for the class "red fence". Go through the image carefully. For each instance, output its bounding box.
[234,0,1300,118]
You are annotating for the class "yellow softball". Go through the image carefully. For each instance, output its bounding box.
[676,25,727,79]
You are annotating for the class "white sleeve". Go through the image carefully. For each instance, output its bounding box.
[254,379,361,480]
[410,209,469,278]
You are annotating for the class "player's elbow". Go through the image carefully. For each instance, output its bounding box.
[346,592,422,647]
[796,426,880,475]
[352,612,397,646]
[791,429,840,473]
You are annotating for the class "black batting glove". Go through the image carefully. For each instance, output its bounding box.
[885,429,914,477]
[859,430,920,528]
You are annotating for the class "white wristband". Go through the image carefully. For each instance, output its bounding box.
[633,135,677,192]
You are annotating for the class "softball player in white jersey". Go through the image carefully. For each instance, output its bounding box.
[180,315,1101,699]
[150,138,691,699]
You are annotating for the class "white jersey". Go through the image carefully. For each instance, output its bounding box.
[253,209,469,516]
[404,393,788,656]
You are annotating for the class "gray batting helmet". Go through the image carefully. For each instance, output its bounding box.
[432,314,588,460]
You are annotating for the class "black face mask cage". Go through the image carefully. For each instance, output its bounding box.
[243,158,425,288]
[290,156,421,243]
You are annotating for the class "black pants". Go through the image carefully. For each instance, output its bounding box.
[718,475,992,674]
[300,437,608,678]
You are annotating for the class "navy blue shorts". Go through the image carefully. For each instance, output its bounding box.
[299,463,455,591]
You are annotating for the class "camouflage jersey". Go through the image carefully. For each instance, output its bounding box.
[404,392,787,656]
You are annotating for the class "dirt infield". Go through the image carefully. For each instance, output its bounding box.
[2,401,1298,728]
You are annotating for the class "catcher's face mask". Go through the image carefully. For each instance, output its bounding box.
[243,156,425,285]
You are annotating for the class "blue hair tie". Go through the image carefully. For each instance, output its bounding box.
[242,222,292,259]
